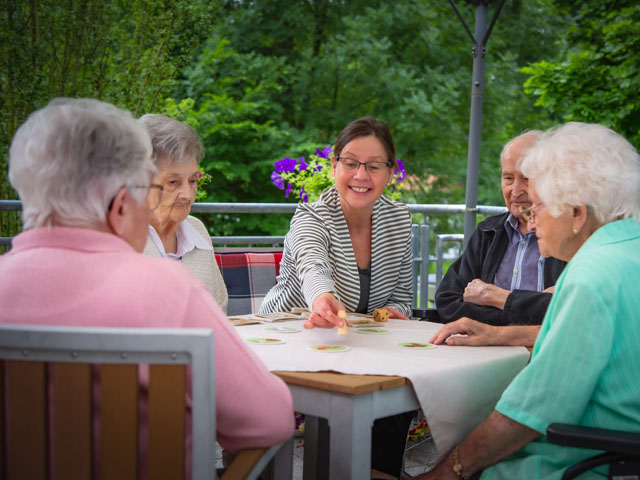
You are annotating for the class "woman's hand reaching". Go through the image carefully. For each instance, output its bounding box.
[304,292,347,329]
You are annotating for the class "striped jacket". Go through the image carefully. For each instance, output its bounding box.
[260,187,414,317]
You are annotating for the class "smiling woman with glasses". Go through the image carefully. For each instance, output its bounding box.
[138,114,228,313]
[261,116,413,323]
[261,116,415,479]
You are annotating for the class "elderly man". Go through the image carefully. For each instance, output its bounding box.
[0,98,293,456]
[435,131,566,325]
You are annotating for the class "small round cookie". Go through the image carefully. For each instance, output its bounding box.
[372,308,389,323]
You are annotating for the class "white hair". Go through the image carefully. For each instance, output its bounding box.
[9,98,154,229]
[500,130,543,166]
[137,114,203,168]
[520,122,640,224]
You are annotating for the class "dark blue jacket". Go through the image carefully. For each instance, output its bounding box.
[435,213,567,325]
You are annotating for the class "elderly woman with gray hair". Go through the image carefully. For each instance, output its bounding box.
[0,98,294,467]
[420,122,640,480]
[138,114,228,312]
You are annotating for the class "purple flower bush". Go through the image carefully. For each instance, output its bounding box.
[271,145,406,203]
[394,160,406,182]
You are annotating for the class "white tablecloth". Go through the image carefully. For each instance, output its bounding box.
[236,319,529,460]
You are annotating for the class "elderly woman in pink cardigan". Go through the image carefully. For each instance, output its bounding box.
[1,98,294,469]
[138,114,228,312]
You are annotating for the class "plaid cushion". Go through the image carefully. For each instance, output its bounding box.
[215,252,283,315]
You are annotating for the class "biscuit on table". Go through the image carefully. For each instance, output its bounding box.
[372,308,389,323]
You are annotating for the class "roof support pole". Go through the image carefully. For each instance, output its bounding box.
[449,0,506,248]
[463,3,487,248]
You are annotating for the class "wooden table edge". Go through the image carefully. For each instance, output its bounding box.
[273,370,410,395]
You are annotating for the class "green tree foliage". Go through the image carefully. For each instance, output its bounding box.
[164,38,301,235]
[170,0,566,236]
[0,0,218,239]
[521,1,640,148]
[7,1,634,242]
[1,0,217,130]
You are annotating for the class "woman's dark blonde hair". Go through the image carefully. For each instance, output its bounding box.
[334,116,396,167]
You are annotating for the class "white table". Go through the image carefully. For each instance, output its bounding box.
[238,319,529,479]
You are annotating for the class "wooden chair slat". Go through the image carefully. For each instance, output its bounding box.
[5,360,47,480]
[148,365,186,480]
[51,363,92,480]
[100,364,138,480]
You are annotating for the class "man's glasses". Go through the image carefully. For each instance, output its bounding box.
[519,202,544,223]
[336,156,391,175]
[108,184,164,212]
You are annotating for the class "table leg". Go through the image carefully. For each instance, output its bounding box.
[303,415,329,480]
[287,380,419,480]
[326,393,373,480]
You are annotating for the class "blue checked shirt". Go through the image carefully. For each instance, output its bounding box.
[493,214,545,292]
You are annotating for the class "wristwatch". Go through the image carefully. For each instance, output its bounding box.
[452,446,470,480]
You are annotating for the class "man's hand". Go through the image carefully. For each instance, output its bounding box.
[429,317,540,347]
[429,318,502,346]
[463,279,510,310]
[304,292,346,329]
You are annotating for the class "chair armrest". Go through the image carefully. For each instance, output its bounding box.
[412,308,441,323]
[221,439,292,480]
[547,423,640,457]
[221,448,268,479]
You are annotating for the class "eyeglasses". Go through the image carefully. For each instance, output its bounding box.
[161,175,200,193]
[107,184,164,212]
[519,202,544,223]
[336,156,391,175]
[143,184,163,211]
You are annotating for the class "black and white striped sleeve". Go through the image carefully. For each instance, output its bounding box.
[288,208,340,308]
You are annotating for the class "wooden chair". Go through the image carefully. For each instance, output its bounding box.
[0,323,291,480]
[0,323,216,480]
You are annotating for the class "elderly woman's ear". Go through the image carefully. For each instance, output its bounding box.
[572,204,592,236]
[107,188,150,252]
[106,188,127,232]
